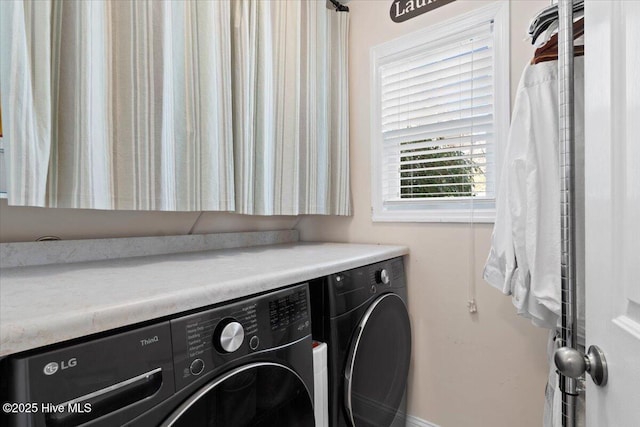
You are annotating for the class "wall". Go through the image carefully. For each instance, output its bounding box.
[0,199,298,242]
[297,1,551,426]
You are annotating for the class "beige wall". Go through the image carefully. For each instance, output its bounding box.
[297,1,550,426]
[0,199,298,242]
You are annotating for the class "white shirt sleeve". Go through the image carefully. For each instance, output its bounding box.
[484,63,566,329]
[483,75,532,298]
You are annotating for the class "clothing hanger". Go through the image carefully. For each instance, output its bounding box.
[327,0,349,12]
[533,9,583,48]
[528,0,584,45]
[531,17,584,65]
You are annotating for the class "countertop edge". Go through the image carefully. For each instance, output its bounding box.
[0,243,408,357]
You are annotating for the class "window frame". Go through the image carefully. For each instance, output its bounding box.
[370,1,510,223]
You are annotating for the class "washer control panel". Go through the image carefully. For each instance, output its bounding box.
[170,283,310,390]
[268,288,308,332]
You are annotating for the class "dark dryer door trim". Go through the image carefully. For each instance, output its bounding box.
[161,362,314,427]
[344,293,412,427]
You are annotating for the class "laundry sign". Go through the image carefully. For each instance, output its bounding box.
[390,0,456,23]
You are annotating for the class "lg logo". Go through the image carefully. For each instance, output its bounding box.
[43,358,77,375]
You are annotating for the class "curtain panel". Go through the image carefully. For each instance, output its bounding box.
[0,0,350,215]
[232,0,350,215]
[1,0,235,211]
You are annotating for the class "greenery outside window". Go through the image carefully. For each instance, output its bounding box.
[371,2,509,222]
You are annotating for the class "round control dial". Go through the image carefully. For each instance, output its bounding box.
[218,320,245,353]
[249,336,260,351]
[190,358,205,376]
[375,268,390,285]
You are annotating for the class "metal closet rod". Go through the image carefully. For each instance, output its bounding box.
[557,0,578,426]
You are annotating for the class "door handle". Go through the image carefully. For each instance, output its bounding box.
[554,345,608,386]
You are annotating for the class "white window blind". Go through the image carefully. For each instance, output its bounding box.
[371,2,509,222]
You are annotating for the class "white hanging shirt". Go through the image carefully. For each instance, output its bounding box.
[484,57,585,330]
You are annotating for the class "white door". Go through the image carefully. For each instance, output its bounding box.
[584,0,640,426]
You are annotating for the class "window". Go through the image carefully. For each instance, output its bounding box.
[371,2,509,222]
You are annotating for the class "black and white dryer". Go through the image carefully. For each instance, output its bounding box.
[311,257,411,427]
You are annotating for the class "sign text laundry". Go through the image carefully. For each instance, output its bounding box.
[390,0,456,23]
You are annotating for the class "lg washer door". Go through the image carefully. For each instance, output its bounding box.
[161,362,314,427]
[344,293,411,427]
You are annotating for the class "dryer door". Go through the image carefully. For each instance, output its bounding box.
[344,293,411,427]
[161,362,314,427]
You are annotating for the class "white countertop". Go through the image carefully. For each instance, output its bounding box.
[0,242,408,357]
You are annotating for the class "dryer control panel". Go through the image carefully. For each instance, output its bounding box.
[170,283,310,391]
[325,257,406,318]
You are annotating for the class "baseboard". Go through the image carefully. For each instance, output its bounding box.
[405,414,441,427]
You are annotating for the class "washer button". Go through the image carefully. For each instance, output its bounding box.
[249,336,260,350]
[190,358,205,376]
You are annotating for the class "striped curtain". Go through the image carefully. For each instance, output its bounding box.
[231,0,351,215]
[1,0,234,211]
[0,0,350,215]
[0,1,53,207]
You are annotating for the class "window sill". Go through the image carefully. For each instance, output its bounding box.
[372,208,495,223]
